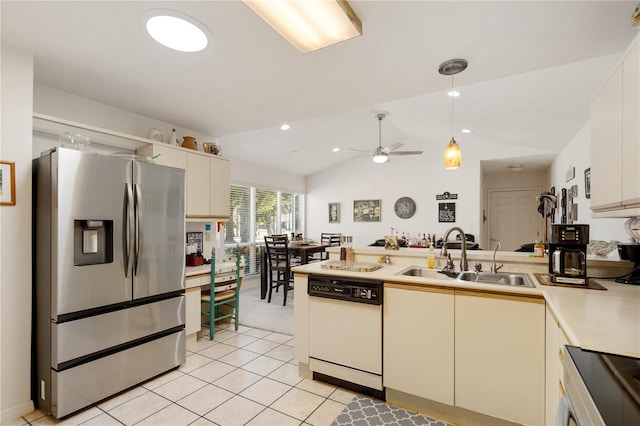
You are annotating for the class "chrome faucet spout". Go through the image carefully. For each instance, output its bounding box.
[491,242,503,273]
[441,226,468,272]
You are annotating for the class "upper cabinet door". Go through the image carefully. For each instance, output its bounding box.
[590,63,623,211]
[622,38,640,207]
[210,156,230,218]
[186,152,211,217]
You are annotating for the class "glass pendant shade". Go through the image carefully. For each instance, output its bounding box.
[444,137,462,169]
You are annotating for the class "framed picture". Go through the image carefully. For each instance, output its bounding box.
[438,202,456,223]
[353,199,381,222]
[0,161,16,206]
[328,202,340,223]
[584,168,591,199]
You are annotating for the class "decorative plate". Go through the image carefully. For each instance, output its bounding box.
[394,197,416,219]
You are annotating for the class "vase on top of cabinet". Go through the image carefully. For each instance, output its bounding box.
[182,136,197,150]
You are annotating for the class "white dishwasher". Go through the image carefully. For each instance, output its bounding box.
[307,275,384,399]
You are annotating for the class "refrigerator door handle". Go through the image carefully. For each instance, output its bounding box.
[134,184,142,276]
[123,183,134,278]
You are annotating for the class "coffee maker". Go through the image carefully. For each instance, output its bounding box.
[616,244,640,285]
[549,224,589,285]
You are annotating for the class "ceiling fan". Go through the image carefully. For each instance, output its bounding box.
[351,113,423,163]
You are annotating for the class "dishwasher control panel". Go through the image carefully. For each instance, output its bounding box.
[308,275,382,305]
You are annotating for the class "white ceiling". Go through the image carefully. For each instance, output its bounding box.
[2,1,639,176]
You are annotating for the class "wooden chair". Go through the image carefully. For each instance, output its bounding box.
[201,253,241,340]
[264,235,294,306]
[316,232,341,260]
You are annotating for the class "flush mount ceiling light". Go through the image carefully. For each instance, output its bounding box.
[280,124,290,130]
[509,164,524,172]
[439,58,468,170]
[242,0,362,54]
[144,9,210,52]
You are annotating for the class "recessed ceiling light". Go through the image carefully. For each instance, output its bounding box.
[461,129,471,134]
[333,147,340,152]
[448,90,461,97]
[144,9,209,52]
[280,124,290,130]
[509,164,523,172]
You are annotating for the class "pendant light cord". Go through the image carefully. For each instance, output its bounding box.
[451,75,455,140]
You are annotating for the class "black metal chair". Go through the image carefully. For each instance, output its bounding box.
[264,235,294,306]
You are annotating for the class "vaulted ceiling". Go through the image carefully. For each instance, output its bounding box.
[2,1,638,175]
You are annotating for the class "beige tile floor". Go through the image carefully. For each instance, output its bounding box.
[15,324,356,426]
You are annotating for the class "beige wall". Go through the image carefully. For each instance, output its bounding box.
[0,44,35,422]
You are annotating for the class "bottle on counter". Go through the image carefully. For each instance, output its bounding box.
[421,233,427,248]
[427,244,436,269]
[426,234,432,248]
[534,239,545,257]
[346,236,354,262]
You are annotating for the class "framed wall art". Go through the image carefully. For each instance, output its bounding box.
[0,161,16,206]
[584,168,591,199]
[329,202,340,223]
[353,199,381,222]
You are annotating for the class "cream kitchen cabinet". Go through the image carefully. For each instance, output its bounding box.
[454,290,545,426]
[545,305,571,426]
[186,152,230,219]
[137,145,230,219]
[591,34,640,215]
[383,284,454,406]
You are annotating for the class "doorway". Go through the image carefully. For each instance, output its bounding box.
[488,189,542,251]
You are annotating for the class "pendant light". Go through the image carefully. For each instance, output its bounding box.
[439,59,467,169]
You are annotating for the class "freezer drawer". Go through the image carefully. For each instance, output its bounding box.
[52,296,184,367]
[48,330,185,418]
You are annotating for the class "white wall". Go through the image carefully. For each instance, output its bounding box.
[305,144,482,247]
[550,122,630,251]
[34,84,305,194]
[0,44,35,422]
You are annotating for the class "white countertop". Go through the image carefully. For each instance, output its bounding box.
[293,259,640,358]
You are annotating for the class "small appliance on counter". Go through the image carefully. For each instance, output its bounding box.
[186,232,204,266]
[615,243,640,285]
[549,224,589,285]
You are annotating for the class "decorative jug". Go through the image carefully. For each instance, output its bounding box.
[182,136,197,150]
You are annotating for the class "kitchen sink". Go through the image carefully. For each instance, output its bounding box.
[457,271,535,288]
[396,267,456,280]
[397,267,535,288]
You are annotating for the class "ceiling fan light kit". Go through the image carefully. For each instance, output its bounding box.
[439,58,468,170]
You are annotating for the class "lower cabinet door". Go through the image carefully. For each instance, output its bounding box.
[383,284,454,405]
[185,286,202,336]
[455,291,545,425]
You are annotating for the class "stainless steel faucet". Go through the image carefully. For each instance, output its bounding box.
[491,242,503,273]
[441,226,469,272]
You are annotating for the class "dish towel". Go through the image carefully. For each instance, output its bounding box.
[331,395,451,426]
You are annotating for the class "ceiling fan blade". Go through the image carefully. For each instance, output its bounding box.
[382,142,404,153]
[346,148,371,153]
[388,150,423,156]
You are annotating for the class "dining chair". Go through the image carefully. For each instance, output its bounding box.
[264,235,294,306]
[201,252,241,340]
[315,232,341,261]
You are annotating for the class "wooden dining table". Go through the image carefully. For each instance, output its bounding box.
[259,242,328,299]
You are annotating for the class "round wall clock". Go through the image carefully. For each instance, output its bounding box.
[394,197,416,219]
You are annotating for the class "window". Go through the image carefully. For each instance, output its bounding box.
[226,184,303,275]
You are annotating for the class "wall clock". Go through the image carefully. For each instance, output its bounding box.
[394,197,416,219]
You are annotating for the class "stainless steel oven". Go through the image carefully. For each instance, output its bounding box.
[559,345,640,426]
[307,275,384,399]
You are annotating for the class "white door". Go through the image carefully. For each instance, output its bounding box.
[488,189,541,251]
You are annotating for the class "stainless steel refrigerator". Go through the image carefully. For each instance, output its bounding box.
[33,147,186,418]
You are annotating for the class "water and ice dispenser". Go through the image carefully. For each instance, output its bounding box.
[74,219,113,265]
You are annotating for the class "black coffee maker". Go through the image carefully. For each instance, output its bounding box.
[549,224,589,285]
[616,244,640,285]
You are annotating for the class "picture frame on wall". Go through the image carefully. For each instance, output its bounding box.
[584,168,591,199]
[329,202,340,223]
[353,199,381,222]
[0,161,16,206]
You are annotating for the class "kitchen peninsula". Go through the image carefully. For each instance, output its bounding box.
[292,247,639,426]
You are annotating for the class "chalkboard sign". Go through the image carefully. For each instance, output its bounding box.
[438,202,456,223]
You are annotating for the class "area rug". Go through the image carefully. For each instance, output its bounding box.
[331,395,452,426]
[238,276,294,335]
